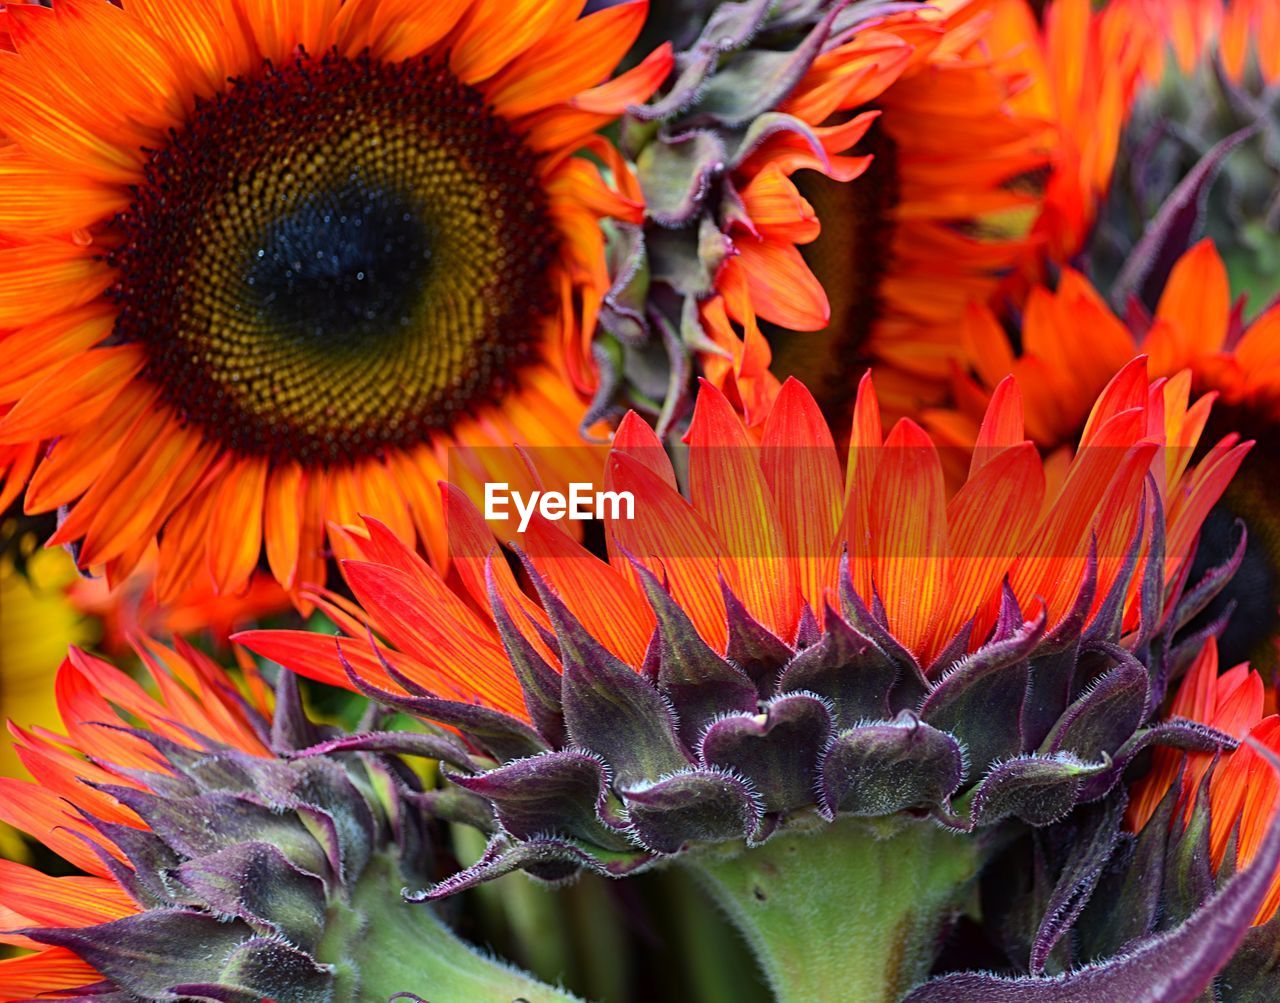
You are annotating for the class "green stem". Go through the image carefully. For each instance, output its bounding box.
[681,816,984,1003]
[317,851,584,1003]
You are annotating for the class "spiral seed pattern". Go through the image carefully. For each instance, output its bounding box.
[108,50,559,465]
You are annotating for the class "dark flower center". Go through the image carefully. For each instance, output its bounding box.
[108,50,560,465]
[245,180,432,349]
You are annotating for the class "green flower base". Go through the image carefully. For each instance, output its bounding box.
[317,850,584,1003]
[682,816,985,1003]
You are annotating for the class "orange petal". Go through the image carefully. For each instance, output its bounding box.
[1151,240,1230,371]
[21,383,152,512]
[392,446,450,570]
[0,19,143,183]
[0,241,112,328]
[0,947,104,1001]
[1233,717,1280,923]
[0,147,126,237]
[686,381,800,638]
[235,0,340,63]
[206,456,269,595]
[571,40,673,114]
[605,451,730,652]
[449,0,579,85]
[740,164,820,244]
[870,419,949,658]
[843,372,884,600]
[612,411,677,490]
[1009,406,1146,625]
[969,376,1027,478]
[54,408,210,565]
[263,461,304,590]
[523,512,653,667]
[343,559,525,715]
[1236,302,1280,374]
[760,378,842,612]
[0,442,38,512]
[1079,356,1150,447]
[962,301,1015,394]
[0,305,113,400]
[730,239,830,331]
[235,627,393,692]
[296,466,331,595]
[940,442,1044,644]
[0,778,112,877]
[153,474,221,603]
[488,0,648,118]
[0,344,143,444]
[442,483,550,638]
[124,0,251,95]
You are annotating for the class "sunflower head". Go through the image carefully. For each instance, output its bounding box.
[934,240,1280,673]
[240,369,1247,895]
[930,635,1280,995]
[592,0,1046,434]
[1019,637,1280,996]
[0,638,560,1002]
[110,47,562,467]
[0,0,669,601]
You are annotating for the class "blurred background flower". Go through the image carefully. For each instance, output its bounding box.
[0,1,1278,1000]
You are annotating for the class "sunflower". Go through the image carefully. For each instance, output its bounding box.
[0,639,585,1001]
[931,240,1280,671]
[243,368,1244,696]
[986,0,1151,270]
[597,0,1047,433]
[0,640,272,996]
[238,370,1247,998]
[1128,636,1280,927]
[0,0,672,601]
[739,0,1050,424]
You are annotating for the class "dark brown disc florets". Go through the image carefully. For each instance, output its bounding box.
[108,49,560,465]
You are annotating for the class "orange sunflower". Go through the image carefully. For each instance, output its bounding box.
[1128,636,1280,926]
[227,370,1251,995]
[605,0,1047,433]
[930,240,1280,671]
[0,641,272,996]
[727,0,1049,423]
[0,0,672,601]
[985,0,1151,269]
[0,640,581,1001]
[241,366,1244,712]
